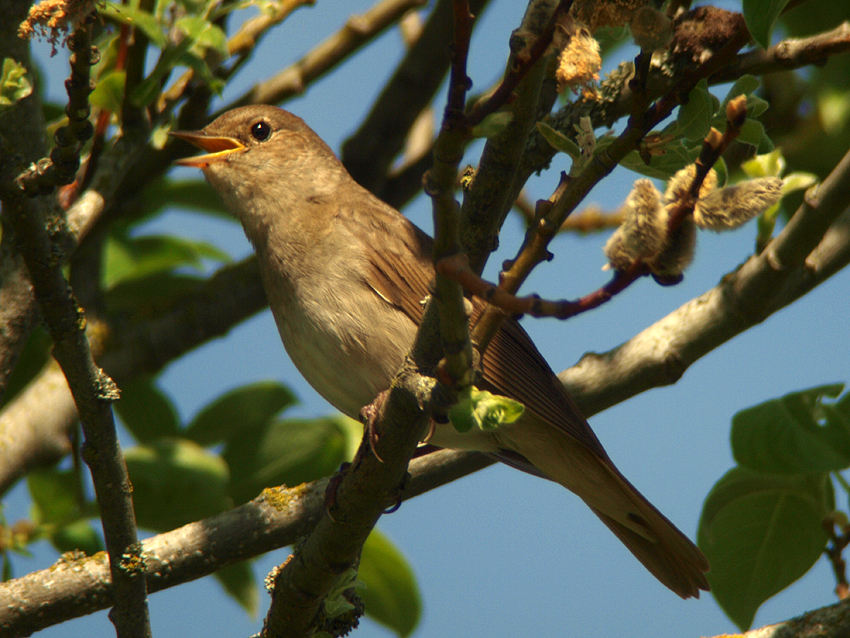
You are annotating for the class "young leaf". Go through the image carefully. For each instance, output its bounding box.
[175,16,229,58]
[51,520,104,556]
[28,468,80,526]
[102,231,230,289]
[721,75,761,109]
[536,121,581,160]
[698,467,832,630]
[224,416,348,505]
[184,380,297,446]
[89,71,126,114]
[448,387,524,433]
[741,149,785,178]
[677,79,713,141]
[0,58,33,112]
[470,111,513,139]
[731,383,850,474]
[125,439,231,532]
[743,0,793,49]
[115,376,181,443]
[99,3,167,48]
[214,561,258,616]
[359,529,422,638]
[619,143,692,179]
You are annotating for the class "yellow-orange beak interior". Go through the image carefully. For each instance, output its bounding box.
[171,131,245,168]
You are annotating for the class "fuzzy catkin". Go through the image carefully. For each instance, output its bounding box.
[604,179,666,270]
[694,177,783,230]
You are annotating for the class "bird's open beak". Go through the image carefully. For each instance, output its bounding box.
[171,130,245,168]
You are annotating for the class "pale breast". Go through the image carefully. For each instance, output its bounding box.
[263,264,417,419]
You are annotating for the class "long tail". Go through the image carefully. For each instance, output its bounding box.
[499,414,709,598]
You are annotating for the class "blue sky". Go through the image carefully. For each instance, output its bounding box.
[10,1,850,636]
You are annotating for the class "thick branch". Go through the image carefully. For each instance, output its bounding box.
[228,0,425,109]
[0,257,266,495]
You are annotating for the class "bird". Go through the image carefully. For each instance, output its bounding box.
[172,104,710,598]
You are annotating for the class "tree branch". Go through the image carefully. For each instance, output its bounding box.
[227,0,425,110]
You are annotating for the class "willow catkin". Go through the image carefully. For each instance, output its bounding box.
[604,179,666,271]
[694,177,783,230]
[663,164,718,205]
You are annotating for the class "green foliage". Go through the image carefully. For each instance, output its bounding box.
[699,384,849,630]
[214,561,259,616]
[125,438,232,532]
[88,71,126,114]
[742,0,793,49]
[102,228,230,290]
[541,77,776,183]
[470,111,513,139]
[742,150,818,250]
[0,58,33,114]
[0,327,52,408]
[28,468,103,557]
[98,1,227,107]
[359,529,422,638]
[184,380,297,446]
[115,376,181,443]
[732,384,850,474]
[223,416,353,505]
[448,386,524,433]
[536,121,581,161]
[676,79,715,142]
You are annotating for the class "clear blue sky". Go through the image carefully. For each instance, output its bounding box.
[10,1,849,636]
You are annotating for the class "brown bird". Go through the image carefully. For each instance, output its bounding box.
[172,105,709,598]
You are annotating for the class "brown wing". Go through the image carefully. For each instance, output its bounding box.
[474,302,608,458]
[349,190,607,458]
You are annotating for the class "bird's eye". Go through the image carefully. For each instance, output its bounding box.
[251,121,271,141]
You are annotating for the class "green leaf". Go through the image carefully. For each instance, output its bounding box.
[102,231,230,289]
[732,384,850,474]
[677,79,713,141]
[175,16,229,58]
[536,121,581,160]
[0,58,33,112]
[619,143,692,179]
[52,520,104,556]
[747,94,769,118]
[125,439,231,532]
[28,468,80,526]
[712,157,728,188]
[214,561,258,616]
[448,386,524,433]
[115,376,180,443]
[743,0,792,49]
[781,171,818,195]
[741,149,785,178]
[722,75,761,108]
[471,111,514,139]
[99,3,167,48]
[698,467,832,630]
[185,381,297,447]
[224,416,349,505]
[737,119,774,153]
[359,529,422,637]
[89,71,126,114]
[104,271,206,314]
[1,327,52,408]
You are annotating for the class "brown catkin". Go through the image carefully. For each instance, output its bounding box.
[694,177,783,230]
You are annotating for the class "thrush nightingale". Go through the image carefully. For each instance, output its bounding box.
[172,105,709,598]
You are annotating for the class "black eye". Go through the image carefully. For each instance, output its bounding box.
[251,120,271,141]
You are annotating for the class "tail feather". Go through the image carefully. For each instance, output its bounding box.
[499,415,709,598]
[591,504,709,598]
